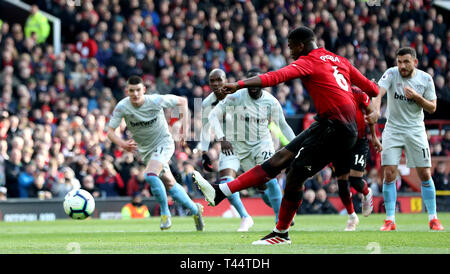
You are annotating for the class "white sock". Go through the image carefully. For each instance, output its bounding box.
[386,215,395,222]
[219,183,232,197]
[349,212,357,219]
[428,214,437,221]
[274,227,289,234]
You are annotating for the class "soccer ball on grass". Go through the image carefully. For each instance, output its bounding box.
[63,189,95,220]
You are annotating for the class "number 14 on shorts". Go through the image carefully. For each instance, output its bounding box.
[354,154,365,166]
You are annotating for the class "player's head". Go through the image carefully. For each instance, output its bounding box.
[287,26,316,60]
[246,67,263,100]
[396,47,418,78]
[132,192,143,205]
[126,75,146,106]
[209,68,226,98]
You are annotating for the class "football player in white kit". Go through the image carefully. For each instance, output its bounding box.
[107,76,204,231]
[206,68,296,225]
[370,47,444,231]
[198,69,254,231]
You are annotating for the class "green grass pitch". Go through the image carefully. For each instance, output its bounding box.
[0,213,448,254]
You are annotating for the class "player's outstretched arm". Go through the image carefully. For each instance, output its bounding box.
[207,103,234,155]
[349,66,379,98]
[366,86,387,125]
[364,101,382,152]
[222,76,262,94]
[107,126,137,152]
[369,123,382,153]
[222,59,311,94]
[175,96,190,141]
[207,105,226,141]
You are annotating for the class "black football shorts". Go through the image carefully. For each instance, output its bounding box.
[285,118,357,178]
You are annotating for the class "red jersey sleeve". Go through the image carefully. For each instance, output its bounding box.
[259,58,313,87]
[351,86,370,109]
[349,64,379,97]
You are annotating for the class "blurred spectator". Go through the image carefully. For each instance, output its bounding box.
[433,161,449,191]
[5,148,23,198]
[114,151,136,189]
[0,139,7,187]
[126,166,150,197]
[180,160,201,198]
[314,188,338,214]
[121,193,150,219]
[95,160,125,197]
[442,130,450,155]
[431,142,446,156]
[24,5,50,44]
[63,167,81,189]
[367,167,382,196]
[18,162,36,198]
[28,171,52,199]
[51,175,73,198]
[75,31,98,60]
[298,189,319,215]
[81,174,101,198]
[304,175,322,192]
[0,186,7,201]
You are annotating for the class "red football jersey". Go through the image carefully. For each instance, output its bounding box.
[259,47,378,133]
[351,86,371,139]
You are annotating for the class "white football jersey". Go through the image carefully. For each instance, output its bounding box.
[108,94,179,152]
[198,92,233,151]
[378,67,436,132]
[209,89,295,154]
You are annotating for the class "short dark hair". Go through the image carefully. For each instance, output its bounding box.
[396,47,417,59]
[247,67,262,77]
[127,75,144,85]
[288,26,315,44]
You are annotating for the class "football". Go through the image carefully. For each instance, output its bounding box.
[63,189,96,220]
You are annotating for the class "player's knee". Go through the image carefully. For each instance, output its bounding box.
[219,169,236,179]
[384,166,397,182]
[337,174,349,180]
[261,151,292,177]
[283,187,304,202]
[265,148,294,169]
[348,176,362,186]
[284,169,307,196]
[165,180,175,189]
[337,180,350,196]
[417,168,431,182]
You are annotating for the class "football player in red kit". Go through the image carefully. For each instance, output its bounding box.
[193,26,379,244]
[337,87,382,231]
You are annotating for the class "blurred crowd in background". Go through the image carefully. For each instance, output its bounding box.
[0,0,449,214]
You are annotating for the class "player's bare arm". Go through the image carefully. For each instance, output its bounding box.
[107,126,137,152]
[404,86,437,114]
[207,101,234,156]
[369,123,382,153]
[222,76,262,94]
[366,86,387,125]
[219,137,234,156]
[175,96,190,141]
[222,33,317,96]
[363,100,382,152]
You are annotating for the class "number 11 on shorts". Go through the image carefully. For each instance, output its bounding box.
[421,148,430,159]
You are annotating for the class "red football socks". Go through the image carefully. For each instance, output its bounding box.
[339,192,355,214]
[361,180,369,196]
[227,165,272,193]
[276,198,302,231]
